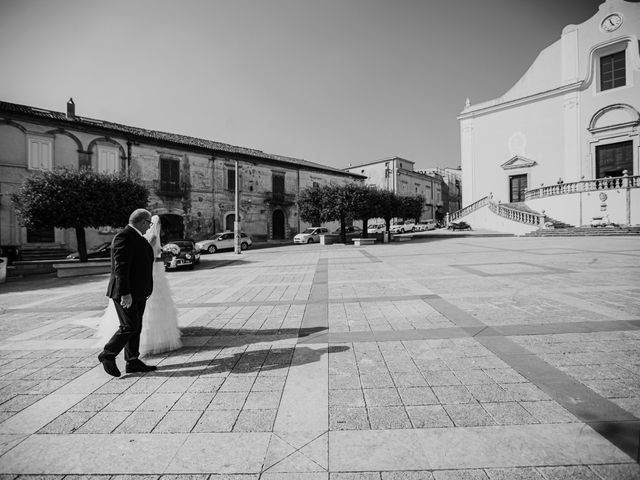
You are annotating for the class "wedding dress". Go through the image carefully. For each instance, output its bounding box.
[95,215,182,356]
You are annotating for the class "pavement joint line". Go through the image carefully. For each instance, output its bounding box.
[423,294,640,462]
[452,262,575,277]
[358,250,382,263]
[2,294,443,313]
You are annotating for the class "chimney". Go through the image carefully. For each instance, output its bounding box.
[66,98,75,118]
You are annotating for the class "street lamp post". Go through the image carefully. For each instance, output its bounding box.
[234,159,241,254]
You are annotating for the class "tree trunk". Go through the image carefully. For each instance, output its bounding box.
[340,215,347,244]
[362,217,369,238]
[75,227,88,263]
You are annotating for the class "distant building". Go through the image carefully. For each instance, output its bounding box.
[423,167,462,217]
[0,99,364,253]
[456,0,639,233]
[345,157,457,221]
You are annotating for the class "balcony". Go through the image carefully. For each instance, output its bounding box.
[264,191,296,205]
[156,182,186,198]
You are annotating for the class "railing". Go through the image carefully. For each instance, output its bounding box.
[488,201,545,227]
[264,191,296,205]
[526,172,640,200]
[448,195,489,223]
[448,195,545,228]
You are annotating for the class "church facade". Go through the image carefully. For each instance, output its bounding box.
[457,0,639,233]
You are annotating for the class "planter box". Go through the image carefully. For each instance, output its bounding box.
[353,238,376,246]
[53,260,110,278]
[393,235,413,242]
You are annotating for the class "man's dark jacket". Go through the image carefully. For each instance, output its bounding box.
[106,225,154,300]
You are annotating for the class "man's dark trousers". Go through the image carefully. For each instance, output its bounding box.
[102,298,147,362]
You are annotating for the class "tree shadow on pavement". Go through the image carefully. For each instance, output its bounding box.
[132,344,349,378]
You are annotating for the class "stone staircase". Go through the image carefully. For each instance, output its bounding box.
[502,202,572,229]
[19,245,71,261]
[526,226,640,237]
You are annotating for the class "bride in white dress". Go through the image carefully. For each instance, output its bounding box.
[95,215,182,356]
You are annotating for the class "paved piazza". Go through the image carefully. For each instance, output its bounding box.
[0,235,638,479]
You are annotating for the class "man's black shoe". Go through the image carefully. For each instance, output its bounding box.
[125,359,157,373]
[98,353,121,378]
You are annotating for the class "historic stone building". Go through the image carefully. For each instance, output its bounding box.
[0,99,363,254]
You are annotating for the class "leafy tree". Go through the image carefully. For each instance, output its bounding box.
[378,189,402,232]
[351,184,381,238]
[399,195,425,223]
[325,182,366,243]
[11,167,149,262]
[297,183,332,226]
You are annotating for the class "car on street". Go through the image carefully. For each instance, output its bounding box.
[367,223,386,234]
[332,225,363,241]
[415,220,437,232]
[162,239,201,270]
[294,227,329,244]
[66,241,112,260]
[448,221,472,231]
[195,232,253,253]
[390,221,415,233]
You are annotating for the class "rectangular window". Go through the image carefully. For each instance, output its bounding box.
[27,136,53,170]
[160,158,180,192]
[596,141,633,178]
[600,51,625,91]
[97,145,120,173]
[272,173,285,202]
[227,168,235,190]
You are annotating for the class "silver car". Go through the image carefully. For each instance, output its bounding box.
[294,227,329,244]
[195,232,252,253]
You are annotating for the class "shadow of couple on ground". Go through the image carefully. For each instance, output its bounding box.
[132,326,348,378]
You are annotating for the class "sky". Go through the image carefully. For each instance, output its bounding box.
[0,0,606,171]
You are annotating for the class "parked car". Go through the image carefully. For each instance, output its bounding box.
[332,225,363,240]
[448,221,472,231]
[415,219,437,232]
[590,215,617,227]
[294,227,329,244]
[367,223,386,234]
[162,240,200,270]
[195,232,252,253]
[66,241,112,260]
[390,221,415,233]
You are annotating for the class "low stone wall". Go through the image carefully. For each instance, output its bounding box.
[53,261,110,278]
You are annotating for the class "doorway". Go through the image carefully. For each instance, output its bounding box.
[272,210,285,239]
[225,214,235,232]
[509,174,527,202]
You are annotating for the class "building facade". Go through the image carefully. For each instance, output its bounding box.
[0,99,364,253]
[345,157,456,221]
[456,0,639,232]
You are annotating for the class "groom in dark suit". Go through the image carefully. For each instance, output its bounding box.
[98,208,157,377]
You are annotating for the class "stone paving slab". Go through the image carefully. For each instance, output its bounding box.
[0,237,638,477]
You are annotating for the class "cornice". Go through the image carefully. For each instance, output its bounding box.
[457,81,583,120]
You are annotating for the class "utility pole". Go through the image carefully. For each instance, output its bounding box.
[234,159,241,254]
